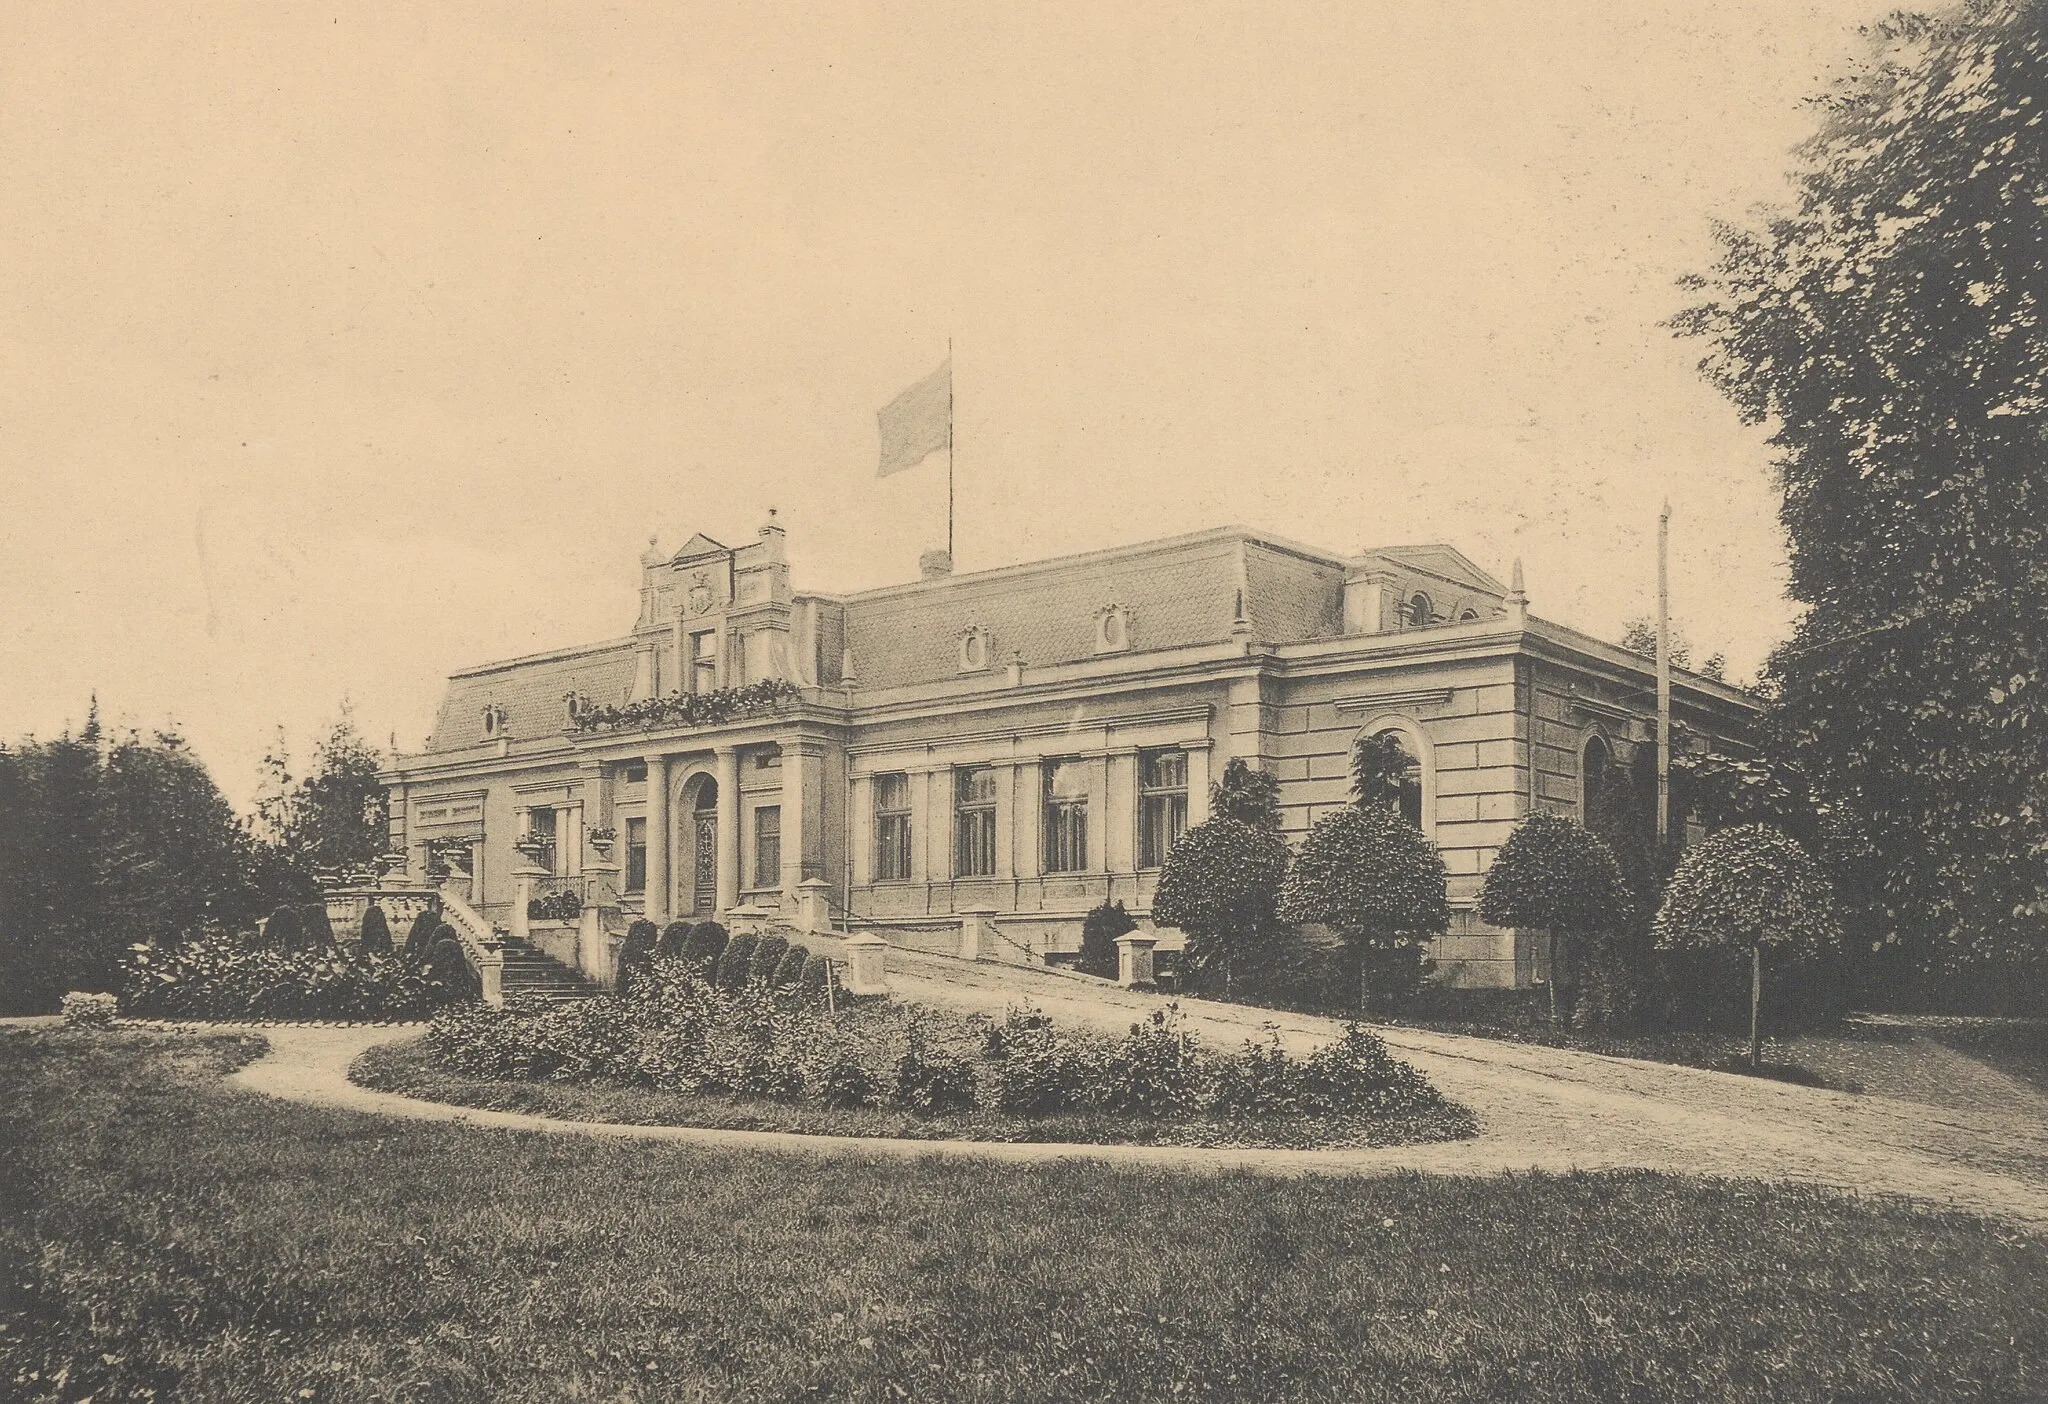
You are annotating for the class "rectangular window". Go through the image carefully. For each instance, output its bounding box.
[624,817,647,894]
[526,806,562,876]
[1043,759,1090,873]
[1138,749,1189,869]
[874,773,912,881]
[691,630,719,694]
[954,766,996,877]
[621,760,648,784]
[753,805,781,889]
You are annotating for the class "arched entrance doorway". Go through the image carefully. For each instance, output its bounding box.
[688,778,719,917]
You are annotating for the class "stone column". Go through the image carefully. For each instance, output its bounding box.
[780,739,809,904]
[1184,740,1214,826]
[644,753,671,923]
[843,931,890,996]
[1015,758,1044,878]
[957,907,998,961]
[512,862,545,945]
[992,759,1018,881]
[1105,749,1138,874]
[714,746,741,914]
[849,772,875,887]
[793,877,835,934]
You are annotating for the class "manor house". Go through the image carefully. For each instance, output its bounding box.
[379,518,1756,987]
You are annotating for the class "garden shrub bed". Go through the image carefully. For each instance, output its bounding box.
[119,921,475,1022]
[352,958,1478,1149]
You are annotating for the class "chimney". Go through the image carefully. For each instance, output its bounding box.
[919,549,954,580]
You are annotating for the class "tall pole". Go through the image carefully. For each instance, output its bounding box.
[946,338,955,563]
[1656,501,1672,845]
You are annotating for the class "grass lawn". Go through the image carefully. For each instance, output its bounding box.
[6,1028,2048,1403]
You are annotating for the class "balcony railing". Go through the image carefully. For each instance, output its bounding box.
[569,680,802,734]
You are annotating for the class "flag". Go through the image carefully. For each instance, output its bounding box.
[877,356,951,477]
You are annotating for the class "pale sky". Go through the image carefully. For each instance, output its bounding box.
[2,1,1892,808]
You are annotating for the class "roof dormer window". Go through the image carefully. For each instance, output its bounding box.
[1094,604,1133,654]
[958,625,992,673]
[1405,592,1434,628]
[481,703,508,739]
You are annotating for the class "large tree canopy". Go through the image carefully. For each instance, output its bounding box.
[1675,2,2048,980]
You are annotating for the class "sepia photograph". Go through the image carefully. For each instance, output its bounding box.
[3,1,2046,1399]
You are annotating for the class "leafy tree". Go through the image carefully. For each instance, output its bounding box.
[1151,817,1289,997]
[1674,3,2048,999]
[1075,900,1138,979]
[1348,732,1410,810]
[272,709,388,881]
[1279,805,1449,1013]
[1208,758,1281,831]
[1654,825,1843,1069]
[1478,812,1631,1026]
[1617,617,1692,671]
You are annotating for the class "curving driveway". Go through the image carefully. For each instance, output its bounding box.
[208,951,2048,1226]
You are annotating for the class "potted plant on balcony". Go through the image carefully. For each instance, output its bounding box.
[586,825,617,859]
[513,832,554,864]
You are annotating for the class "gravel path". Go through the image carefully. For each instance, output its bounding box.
[149,957,2048,1226]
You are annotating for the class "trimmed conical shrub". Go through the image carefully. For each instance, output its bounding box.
[682,921,729,975]
[359,904,393,956]
[301,902,335,949]
[403,908,440,963]
[261,904,302,951]
[425,936,474,1002]
[615,918,659,993]
[657,921,693,960]
[750,933,790,987]
[772,942,809,988]
[715,932,761,989]
[799,950,831,994]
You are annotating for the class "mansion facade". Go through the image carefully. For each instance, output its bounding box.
[379,518,1757,988]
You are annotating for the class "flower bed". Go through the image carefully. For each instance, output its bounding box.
[121,929,471,1022]
[353,957,1477,1149]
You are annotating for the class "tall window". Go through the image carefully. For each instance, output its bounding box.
[527,807,558,872]
[1583,735,1612,825]
[1043,759,1089,873]
[954,766,996,877]
[874,773,912,881]
[624,816,647,894]
[1138,749,1189,869]
[690,630,719,694]
[752,805,781,888]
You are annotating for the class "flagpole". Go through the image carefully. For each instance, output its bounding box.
[947,338,955,563]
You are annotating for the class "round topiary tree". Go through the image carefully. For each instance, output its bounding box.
[656,920,693,961]
[1654,824,1842,1071]
[715,932,761,989]
[1075,901,1138,980]
[1151,817,1290,998]
[260,904,302,951]
[615,918,659,994]
[402,907,440,963]
[1279,805,1450,1013]
[682,921,730,975]
[1478,811,1632,1027]
[358,903,392,957]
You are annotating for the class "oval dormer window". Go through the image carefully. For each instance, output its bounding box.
[958,626,991,673]
[481,703,508,739]
[1095,604,1133,654]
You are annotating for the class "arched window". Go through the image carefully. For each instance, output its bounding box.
[958,626,991,672]
[1582,734,1612,825]
[1459,608,1479,622]
[1406,592,1433,627]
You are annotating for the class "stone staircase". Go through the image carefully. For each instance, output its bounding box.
[497,934,603,1003]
